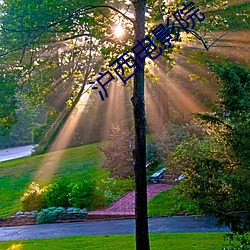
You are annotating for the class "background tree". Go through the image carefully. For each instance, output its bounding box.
[168,61,250,233]
[0,72,18,136]
[99,124,133,178]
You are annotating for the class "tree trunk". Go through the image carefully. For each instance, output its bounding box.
[132,1,150,250]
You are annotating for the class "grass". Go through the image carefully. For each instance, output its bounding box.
[0,233,231,250]
[0,142,104,217]
[148,186,199,217]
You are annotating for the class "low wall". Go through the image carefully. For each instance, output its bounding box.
[1,215,36,227]
[0,212,87,227]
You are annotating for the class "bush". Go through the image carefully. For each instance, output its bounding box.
[43,177,71,208]
[93,177,134,209]
[68,180,94,209]
[223,233,250,250]
[67,207,87,213]
[93,178,117,208]
[112,177,134,198]
[21,182,45,211]
[36,206,64,224]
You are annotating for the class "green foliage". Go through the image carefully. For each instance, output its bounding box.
[32,123,49,144]
[0,75,18,136]
[36,206,64,224]
[93,178,117,208]
[67,207,86,213]
[20,182,45,212]
[43,178,71,208]
[0,104,44,148]
[197,61,250,169]
[223,232,250,250]
[20,172,133,212]
[68,180,94,209]
[168,136,240,212]
[99,124,134,178]
[93,177,134,209]
[168,61,250,233]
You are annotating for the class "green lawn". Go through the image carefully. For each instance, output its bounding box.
[0,143,104,217]
[148,186,199,217]
[0,233,231,250]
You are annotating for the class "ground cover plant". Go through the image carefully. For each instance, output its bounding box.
[0,233,232,250]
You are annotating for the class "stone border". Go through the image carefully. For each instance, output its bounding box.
[0,212,87,227]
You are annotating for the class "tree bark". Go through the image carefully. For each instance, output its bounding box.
[132,1,150,250]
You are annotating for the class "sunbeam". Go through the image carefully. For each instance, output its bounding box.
[35,92,90,184]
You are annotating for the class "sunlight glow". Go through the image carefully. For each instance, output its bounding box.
[7,243,23,250]
[114,24,124,38]
[35,92,90,184]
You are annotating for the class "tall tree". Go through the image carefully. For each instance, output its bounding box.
[132,1,149,249]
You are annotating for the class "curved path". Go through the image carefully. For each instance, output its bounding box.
[0,145,37,162]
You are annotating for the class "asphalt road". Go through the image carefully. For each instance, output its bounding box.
[0,216,230,241]
[0,145,37,162]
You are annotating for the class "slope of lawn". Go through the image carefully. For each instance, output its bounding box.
[148,186,199,217]
[0,233,231,250]
[0,142,104,217]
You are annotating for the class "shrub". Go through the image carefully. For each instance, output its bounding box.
[92,178,117,209]
[223,233,250,250]
[113,177,134,197]
[43,177,71,208]
[21,182,45,211]
[67,207,86,213]
[68,180,94,209]
[36,206,64,224]
[92,177,134,209]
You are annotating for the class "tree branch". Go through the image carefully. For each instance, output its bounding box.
[0,4,134,57]
[162,24,230,51]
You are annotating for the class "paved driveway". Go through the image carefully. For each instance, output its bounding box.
[0,216,229,241]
